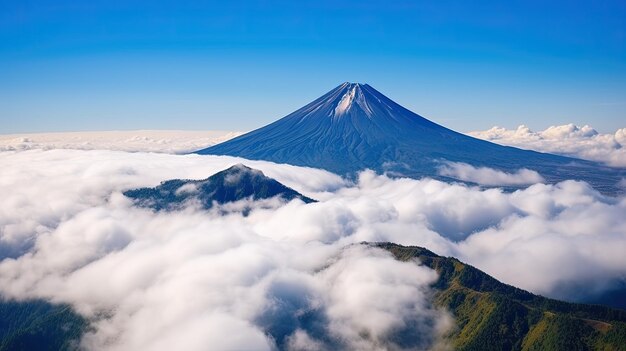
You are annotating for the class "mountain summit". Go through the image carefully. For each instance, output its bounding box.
[123,164,315,211]
[198,83,625,193]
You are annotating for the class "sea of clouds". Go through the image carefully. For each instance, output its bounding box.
[0,135,625,350]
[0,125,626,350]
[0,150,452,350]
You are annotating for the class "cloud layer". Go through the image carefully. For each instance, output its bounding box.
[1,148,625,349]
[0,150,449,350]
[467,124,626,167]
[437,161,545,186]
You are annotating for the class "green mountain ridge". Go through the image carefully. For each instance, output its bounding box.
[375,242,626,351]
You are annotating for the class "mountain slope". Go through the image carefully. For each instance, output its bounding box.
[197,83,625,194]
[123,164,315,211]
[376,242,626,351]
[0,300,87,351]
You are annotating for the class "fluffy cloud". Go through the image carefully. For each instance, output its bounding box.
[437,161,545,186]
[1,148,625,350]
[467,124,626,167]
[0,150,447,350]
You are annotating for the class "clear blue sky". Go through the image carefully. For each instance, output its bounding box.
[1,0,625,133]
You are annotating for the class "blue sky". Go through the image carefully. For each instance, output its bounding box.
[1,0,625,133]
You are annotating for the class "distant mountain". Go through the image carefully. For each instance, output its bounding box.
[377,243,626,351]
[2,243,625,350]
[197,83,625,194]
[123,164,315,211]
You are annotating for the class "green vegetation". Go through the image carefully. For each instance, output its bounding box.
[0,299,88,351]
[377,242,626,351]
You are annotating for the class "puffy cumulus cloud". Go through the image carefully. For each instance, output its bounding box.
[437,161,545,186]
[467,124,626,167]
[0,130,243,154]
[1,148,626,350]
[315,246,452,350]
[258,246,451,350]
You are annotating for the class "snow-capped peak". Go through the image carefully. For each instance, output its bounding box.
[334,85,357,116]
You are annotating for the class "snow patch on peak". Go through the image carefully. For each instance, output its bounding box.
[334,86,356,116]
[333,84,374,118]
[355,86,374,117]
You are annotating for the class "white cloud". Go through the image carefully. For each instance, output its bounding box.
[467,124,626,167]
[437,161,545,186]
[174,182,199,196]
[317,245,450,350]
[1,147,626,349]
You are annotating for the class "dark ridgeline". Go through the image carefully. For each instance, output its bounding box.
[198,82,625,194]
[123,163,315,212]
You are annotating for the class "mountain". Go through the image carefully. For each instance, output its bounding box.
[197,83,625,194]
[376,243,626,351]
[6,243,625,351]
[123,164,315,212]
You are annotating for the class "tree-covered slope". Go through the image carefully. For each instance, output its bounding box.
[0,300,87,351]
[376,242,626,351]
